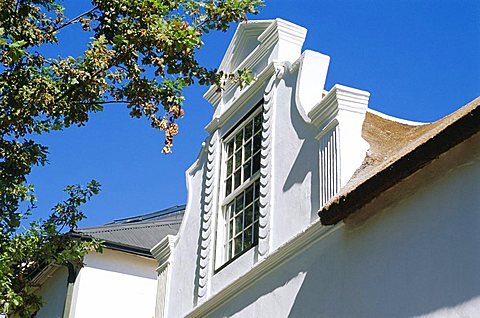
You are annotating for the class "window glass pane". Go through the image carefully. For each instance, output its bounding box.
[253,222,259,245]
[243,160,251,182]
[235,131,243,150]
[235,214,243,234]
[253,199,260,221]
[254,113,262,133]
[228,241,232,259]
[254,181,260,199]
[235,194,244,212]
[245,185,254,205]
[234,150,242,169]
[234,170,241,189]
[245,121,253,140]
[227,140,234,157]
[227,157,233,176]
[225,177,232,196]
[229,219,234,238]
[244,140,252,159]
[245,204,253,227]
[253,133,261,154]
[252,152,261,174]
[234,235,242,255]
[244,226,253,248]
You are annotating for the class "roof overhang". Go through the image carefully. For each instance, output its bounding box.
[70,232,154,258]
[319,97,480,225]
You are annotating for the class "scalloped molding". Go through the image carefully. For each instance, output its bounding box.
[257,73,276,257]
[195,132,220,303]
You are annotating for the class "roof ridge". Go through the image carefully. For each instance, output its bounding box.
[79,217,181,230]
[110,204,186,224]
[77,220,182,234]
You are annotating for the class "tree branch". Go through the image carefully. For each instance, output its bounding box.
[79,100,131,105]
[49,6,98,34]
[54,58,117,104]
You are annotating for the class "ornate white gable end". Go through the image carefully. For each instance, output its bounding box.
[164,18,374,318]
[204,19,307,117]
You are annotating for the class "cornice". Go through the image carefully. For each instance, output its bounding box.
[308,84,370,131]
[151,235,175,269]
[186,221,343,317]
[218,20,273,73]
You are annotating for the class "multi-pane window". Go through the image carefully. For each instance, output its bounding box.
[224,112,262,197]
[222,110,263,262]
[225,181,260,260]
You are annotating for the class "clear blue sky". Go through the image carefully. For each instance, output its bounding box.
[28,0,480,227]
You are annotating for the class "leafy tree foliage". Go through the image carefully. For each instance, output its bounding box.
[0,0,262,315]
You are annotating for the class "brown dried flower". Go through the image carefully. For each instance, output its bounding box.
[166,122,179,137]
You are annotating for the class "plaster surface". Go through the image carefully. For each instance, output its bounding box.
[69,249,157,318]
[205,134,480,318]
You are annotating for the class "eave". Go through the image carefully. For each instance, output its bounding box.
[70,232,154,258]
[319,97,480,225]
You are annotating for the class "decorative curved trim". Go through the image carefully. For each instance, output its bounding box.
[195,132,220,302]
[257,74,276,257]
[294,50,330,121]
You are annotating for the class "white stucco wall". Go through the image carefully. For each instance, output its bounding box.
[166,155,208,315]
[69,249,157,318]
[202,134,480,317]
[35,266,69,318]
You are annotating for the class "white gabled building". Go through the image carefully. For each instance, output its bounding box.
[34,205,184,318]
[155,19,480,318]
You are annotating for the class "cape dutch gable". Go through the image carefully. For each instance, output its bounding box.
[159,19,480,318]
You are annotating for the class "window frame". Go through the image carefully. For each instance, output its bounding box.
[215,102,263,271]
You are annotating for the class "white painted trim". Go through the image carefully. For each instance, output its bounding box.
[308,83,370,192]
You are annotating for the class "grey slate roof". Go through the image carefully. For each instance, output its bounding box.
[73,205,185,256]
